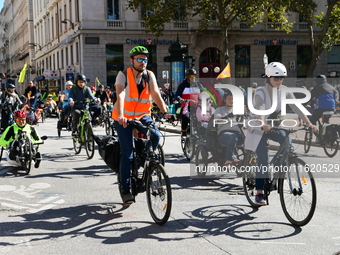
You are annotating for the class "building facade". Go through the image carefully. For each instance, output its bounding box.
[0,0,339,96]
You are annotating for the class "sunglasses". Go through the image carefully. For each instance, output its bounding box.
[272,76,285,81]
[134,58,148,63]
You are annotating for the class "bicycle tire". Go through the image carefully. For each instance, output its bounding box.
[156,144,165,166]
[85,123,95,159]
[0,147,3,162]
[304,130,312,153]
[146,163,172,225]
[242,151,261,208]
[279,157,317,226]
[73,132,82,154]
[104,118,111,136]
[195,145,208,177]
[235,147,245,177]
[23,136,32,174]
[323,132,339,158]
[183,136,195,161]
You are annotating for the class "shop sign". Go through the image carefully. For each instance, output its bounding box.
[126,38,176,45]
[254,39,298,45]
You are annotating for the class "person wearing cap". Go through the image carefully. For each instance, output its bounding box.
[112,45,170,206]
[245,62,318,206]
[0,110,44,168]
[1,84,22,132]
[309,74,339,125]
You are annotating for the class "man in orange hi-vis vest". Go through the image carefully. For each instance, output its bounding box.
[112,46,170,206]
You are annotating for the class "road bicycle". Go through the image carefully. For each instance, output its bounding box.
[303,111,340,157]
[242,127,317,226]
[72,100,95,159]
[117,119,172,225]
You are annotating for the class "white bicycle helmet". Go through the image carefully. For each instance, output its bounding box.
[65,81,73,86]
[265,62,287,77]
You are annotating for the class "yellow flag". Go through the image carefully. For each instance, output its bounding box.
[18,63,27,83]
[216,63,231,79]
[96,77,101,85]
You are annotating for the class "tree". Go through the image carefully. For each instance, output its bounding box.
[289,0,340,78]
[127,0,293,67]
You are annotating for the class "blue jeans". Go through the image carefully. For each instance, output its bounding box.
[114,115,161,193]
[217,132,243,161]
[255,128,290,190]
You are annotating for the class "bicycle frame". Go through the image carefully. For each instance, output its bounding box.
[264,128,306,203]
[77,102,91,143]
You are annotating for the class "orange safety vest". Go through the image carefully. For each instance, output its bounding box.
[112,68,152,120]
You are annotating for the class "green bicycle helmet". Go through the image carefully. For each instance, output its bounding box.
[129,46,149,58]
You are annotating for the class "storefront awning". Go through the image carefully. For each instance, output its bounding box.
[18,52,29,61]
[34,76,45,82]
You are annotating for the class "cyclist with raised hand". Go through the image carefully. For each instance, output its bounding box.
[0,110,43,168]
[309,74,339,125]
[175,68,201,137]
[112,45,170,206]
[245,62,317,206]
[1,83,22,132]
[69,74,98,135]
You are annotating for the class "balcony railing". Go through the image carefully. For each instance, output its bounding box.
[107,20,125,29]
[172,22,188,29]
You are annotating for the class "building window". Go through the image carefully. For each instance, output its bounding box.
[69,0,72,22]
[85,37,100,44]
[76,42,79,63]
[140,4,153,19]
[297,45,312,77]
[266,45,282,63]
[66,47,69,66]
[235,45,250,78]
[70,45,74,65]
[61,49,64,68]
[328,45,340,64]
[106,44,124,86]
[57,52,60,69]
[108,0,120,20]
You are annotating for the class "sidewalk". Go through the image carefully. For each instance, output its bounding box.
[158,113,340,148]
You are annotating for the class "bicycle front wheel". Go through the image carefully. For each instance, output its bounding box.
[242,151,261,208]
[183,136,194,161]
[23,137,32,174]
[279,157,317,226]
[85,123,95,159]
[304,130,312,153]
[73,131,82,154]
[146,163,172,225]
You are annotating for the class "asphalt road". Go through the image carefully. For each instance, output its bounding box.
[0,118,340,255]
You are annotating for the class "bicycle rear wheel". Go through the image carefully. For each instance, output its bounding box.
[85,123,95,159]
[323,135,339,158]
[242,151,261,208]
[195,145,208,177]
[184,136,195,160]
[0,147,3,162]
[304,130,312,153]
[279,157,317,226]
[146,163,172,225]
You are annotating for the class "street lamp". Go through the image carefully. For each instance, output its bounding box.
[202,65,220,85]
[61,19,75,30]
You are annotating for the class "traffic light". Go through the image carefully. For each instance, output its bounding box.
[186,56,195,68]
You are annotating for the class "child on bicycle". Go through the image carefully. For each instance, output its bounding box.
[245,62,317,205]
[0,110,44,168]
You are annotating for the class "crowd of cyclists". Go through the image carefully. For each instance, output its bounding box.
[1,45,339,208]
